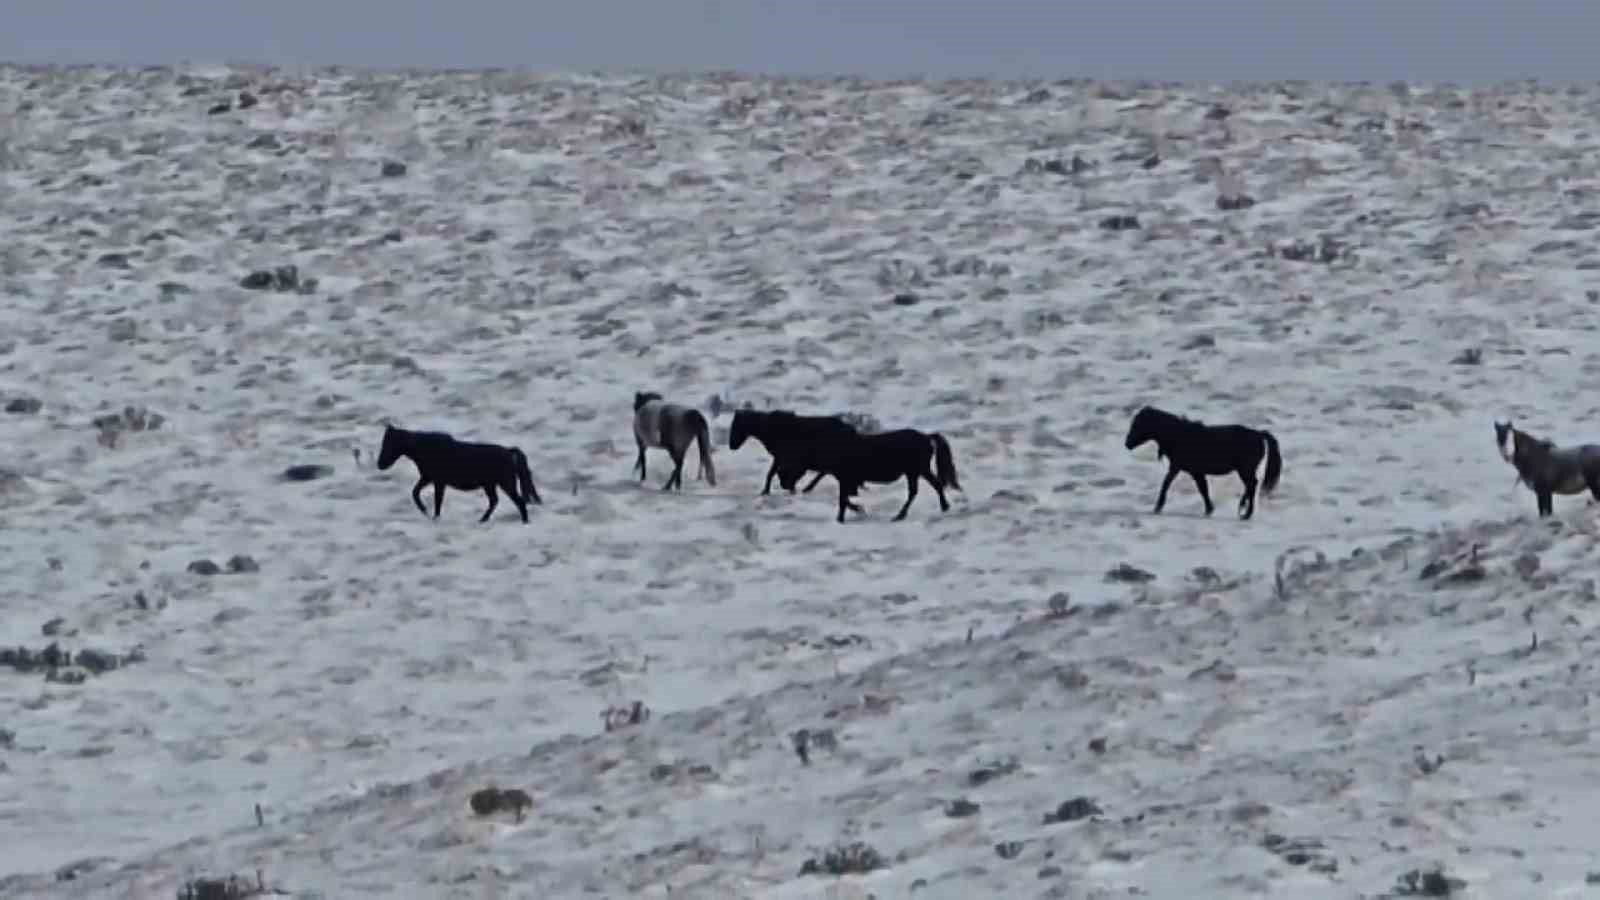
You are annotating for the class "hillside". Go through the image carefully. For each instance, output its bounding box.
[0,64,1597,897]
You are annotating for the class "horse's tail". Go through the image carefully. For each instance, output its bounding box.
[690,410,717,486]
[1261,430,1282,495]
[931,433,961,492]
[511,447,542,505]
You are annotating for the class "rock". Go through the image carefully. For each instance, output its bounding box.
[465,228,497,244]
[1275,237,1347,264]
[1105,563,1156,583]
[240,270,273,290]
[380,160,407,178]
[1087,736,1107,754]
[0,642,141,679]
[1216,193,1256,211]
[968,758,1019,787]
[945,798,981,818]
[1394,866,1461,896]
[1188,659,1238,682]
[1021,88,1052,104]
[240,266,307,292]
[1141,154,1160,169]
[1098,214,1140,231]
[1180,334,1216,350]
[1043,796,1102,824]
[75,649,121,675]
[1205,105,1231,121]
[5,396,40,414]
[499,788,533,821]
[1444,201,1491,219]
[469,787,503,816]
[206,102,231,116]
[41,617,65,637]
[281,464,333,482]
[237,91,258,109]
[107,318,138,342]
[187,559,221,576]
[97,252,133,269]
[890,292,921,306]
[179,876,244,900]
[225,554,259,574]
[798,842,885,877]
[382,229,403,242]
[247,133,280,150]
[994,841,1026,860]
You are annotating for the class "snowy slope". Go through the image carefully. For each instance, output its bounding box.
[0,65,1598,897]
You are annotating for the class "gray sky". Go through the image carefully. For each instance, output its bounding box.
[0,0,1592,85]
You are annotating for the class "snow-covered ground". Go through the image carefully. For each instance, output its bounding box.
[2,64,1599,898]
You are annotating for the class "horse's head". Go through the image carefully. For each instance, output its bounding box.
[376,424,403,471]
[728,410,752,450]
[1124,406,1159,451]
[634,391,663,412]
[1494,420,1514,463]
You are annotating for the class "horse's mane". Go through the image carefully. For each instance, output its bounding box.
[1137,405,1203,428]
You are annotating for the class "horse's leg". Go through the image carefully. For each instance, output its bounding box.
[1189,472,1215,516]
[802,471,826,494]
[479,485,499,523]
[664,447,686,491]
[893,473,919,521]
[500,472,530,523]
[411,478,431,517]
[923,464,950,512]
[432,483,446,518]
[1153,463,1179,514]
[761,460,779,495]
[1237,469,1258,520]
[1538,489,1553,517]
[635,439,647,482]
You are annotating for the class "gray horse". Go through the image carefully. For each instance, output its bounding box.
[633,391,717,491]
[1495,420,1600,517]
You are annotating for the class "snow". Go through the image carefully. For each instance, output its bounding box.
[2,64,1600,898]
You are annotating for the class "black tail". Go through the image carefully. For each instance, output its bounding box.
[690,411,717,486]
[511,447,542,505]
[931,433,961,492]
[1261,431,1281,495]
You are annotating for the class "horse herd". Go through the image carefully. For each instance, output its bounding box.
[372,392,1592,525]
[373,392,1289,525]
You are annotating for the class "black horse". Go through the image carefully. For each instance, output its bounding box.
[728,409,860,496]
[782,428,962,523]
[376,424,542,523]
[1123,406,1281,520]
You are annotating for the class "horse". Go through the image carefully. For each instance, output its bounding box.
[633,391,717,491]
[375,424,542,523]
[1495,420,1600,517]
[779,428,962,523]
[727,408,860,496]
[1123,405,1281,520]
